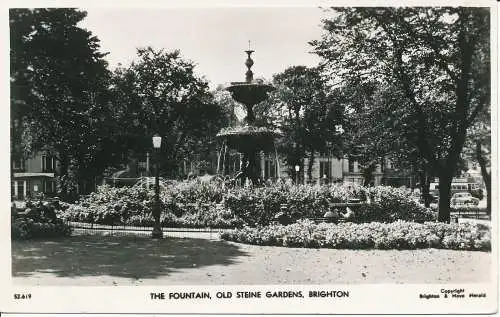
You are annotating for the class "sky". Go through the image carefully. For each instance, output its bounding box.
[78,7,330,87]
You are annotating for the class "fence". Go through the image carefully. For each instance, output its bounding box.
[67,221,233,240]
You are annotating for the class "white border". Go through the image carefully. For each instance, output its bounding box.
[1,0,498,314]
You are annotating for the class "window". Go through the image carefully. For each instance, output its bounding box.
[348,159,355,173]
[12,158,25,170]
[42,155,56,172]
[264,159,276,179]
[17,182,24,199]
[320,161,330,179]
[45,180,55,193]
[11,181,16,198]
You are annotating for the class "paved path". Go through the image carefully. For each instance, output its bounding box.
[12,234,491,286]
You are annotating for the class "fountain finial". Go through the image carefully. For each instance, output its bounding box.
[244,44,254,83]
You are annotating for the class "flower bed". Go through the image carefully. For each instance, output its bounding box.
[220,219,490,251]
[60,181,435,228]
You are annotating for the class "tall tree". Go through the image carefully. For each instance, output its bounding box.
[212,85,241,127]
[340,78,437,203]
[311,7,490,222]
[109,47,228,177]
[10,8,111,200]
[270,66,343,182]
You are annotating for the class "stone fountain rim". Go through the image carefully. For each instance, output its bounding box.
[216,125,282,137]
[225,81,275,91]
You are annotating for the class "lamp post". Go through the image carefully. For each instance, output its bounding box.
[295,165,300,185]
[151,134,163,239]
[326,141,332,183]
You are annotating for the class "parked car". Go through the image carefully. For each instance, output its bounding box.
[451,192,480,206]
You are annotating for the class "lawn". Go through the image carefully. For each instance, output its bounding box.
[12,234,491,285]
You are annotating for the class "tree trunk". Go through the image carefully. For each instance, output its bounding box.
[421,181,431,208]
[307,151,315,184]
[419,168,432,208]
[483,168,491,214]
[436,13,475,222]
[437,168,454,223]
[57,153,70,201]
[362,163,376,187]
[476,141,491,214]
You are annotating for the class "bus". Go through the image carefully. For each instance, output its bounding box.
[429,181,483,199]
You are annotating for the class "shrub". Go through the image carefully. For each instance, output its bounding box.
[61,183,245,229]
[12,200,72,240]
[353,187,435,223]
[62,182,434,228]
[225,183,367,225]
[164,179,225,205]
[61,185,157,225]
[220,219,490,251]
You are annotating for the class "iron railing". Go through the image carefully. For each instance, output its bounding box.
[67,220,232,240]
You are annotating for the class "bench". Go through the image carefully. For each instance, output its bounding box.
[307,217,346,224]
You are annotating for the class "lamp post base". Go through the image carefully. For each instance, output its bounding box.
[151,227,163,239]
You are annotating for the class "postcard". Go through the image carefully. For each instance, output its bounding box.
[1,0,497,314]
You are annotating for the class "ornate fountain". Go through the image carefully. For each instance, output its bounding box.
[216,50,281,184]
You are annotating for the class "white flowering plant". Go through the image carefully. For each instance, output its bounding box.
[220,219,490,251]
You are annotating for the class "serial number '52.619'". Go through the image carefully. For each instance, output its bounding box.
[14,294,31,300]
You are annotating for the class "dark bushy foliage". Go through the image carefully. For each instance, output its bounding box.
[220,219,490,251]
[60,185,157,225]
[353,187,436,223]
[12,200,72,240]
[225,183,367,226]
[60,184,244,228]
[225,185,434,225]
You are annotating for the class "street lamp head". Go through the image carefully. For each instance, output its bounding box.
[295,165,300,172]
[335,124,345,135]
[152,134,162,149]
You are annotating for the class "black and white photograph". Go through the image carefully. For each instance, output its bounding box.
[2,0,498,314]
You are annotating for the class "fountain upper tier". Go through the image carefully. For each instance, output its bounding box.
[224,50,275,124]
[226,80,275,108]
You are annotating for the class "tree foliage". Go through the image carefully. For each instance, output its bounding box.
[311,7,490,221]
[109,47,228,176]
[10,8,111,199]
[266,66,343,181]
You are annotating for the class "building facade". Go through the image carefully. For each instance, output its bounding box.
[178,150,393,186]
[11,148,413,201]
[11,151,58,200]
